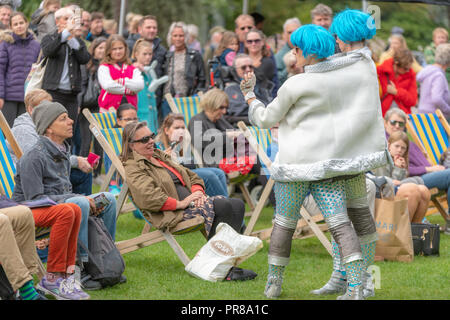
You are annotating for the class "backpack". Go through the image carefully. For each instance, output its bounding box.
[0,265,15,300]
[78,215,125,288]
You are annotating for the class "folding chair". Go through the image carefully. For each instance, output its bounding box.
[165,93,257,211]
[406,110,450,223]
[91,111,117,129]
[0,111,48,278]
[237,121,332,255]
[83,109,207,265]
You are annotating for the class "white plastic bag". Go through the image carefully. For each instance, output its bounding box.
[185,223,263,282]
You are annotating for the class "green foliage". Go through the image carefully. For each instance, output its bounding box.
[18,0,447,52]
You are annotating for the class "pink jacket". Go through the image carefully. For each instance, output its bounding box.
[98,63,139,111]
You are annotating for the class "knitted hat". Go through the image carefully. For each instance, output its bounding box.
[32,101,68,135]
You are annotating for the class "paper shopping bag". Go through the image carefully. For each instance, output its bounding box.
[374,196,414,262]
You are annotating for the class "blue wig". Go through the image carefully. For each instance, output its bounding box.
[330,9,376,43]
[290,24,336,59]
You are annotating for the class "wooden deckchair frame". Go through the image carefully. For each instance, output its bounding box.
[0,111,47,279]
[237,121,332,255]
[83,109,207,265]
[164,93,257,211]
[406,110,450,223]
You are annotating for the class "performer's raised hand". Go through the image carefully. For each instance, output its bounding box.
[240,71,256,102]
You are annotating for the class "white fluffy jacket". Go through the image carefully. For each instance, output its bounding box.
[248,47,388,182]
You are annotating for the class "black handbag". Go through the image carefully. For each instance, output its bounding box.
[82,73,101,110]
[411,223,440,256]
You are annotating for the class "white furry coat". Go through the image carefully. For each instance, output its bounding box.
[248,47,388,182]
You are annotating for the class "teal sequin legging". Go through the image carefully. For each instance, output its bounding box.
[266,179,364,297]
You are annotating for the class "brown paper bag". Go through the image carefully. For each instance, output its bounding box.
[374,195,414,262]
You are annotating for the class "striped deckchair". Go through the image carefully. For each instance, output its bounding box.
[165,93,202,126]
[406,110,450,223]
[83,109,207,263]
[92,111,117,129]
[237,121,332,255]
[0,111,48,278]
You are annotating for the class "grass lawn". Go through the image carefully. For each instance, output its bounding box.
[87,201,450,300]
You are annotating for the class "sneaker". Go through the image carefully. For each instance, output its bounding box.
[67,275,90,300]
[445,219,450,236]
[37,276,81,300]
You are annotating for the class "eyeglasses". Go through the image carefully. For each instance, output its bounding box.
[131,132,155,144]
[120,117,138,122]
[389,120,405,127]
[246,39,261,45]
[238,64,254,71]
[239,26,253,31]
[219,105,228,111]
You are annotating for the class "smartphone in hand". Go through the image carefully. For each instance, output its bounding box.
[92,193,111,211]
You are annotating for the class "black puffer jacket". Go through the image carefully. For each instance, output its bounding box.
[163,48,206,97]
[41,30,90,93]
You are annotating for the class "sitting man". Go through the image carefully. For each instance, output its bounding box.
[0,203,47,300]
[8,89,93,196]
[12,101,118,291]
[223,53,273,127]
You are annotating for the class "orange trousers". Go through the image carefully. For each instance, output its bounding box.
[32,203,81,273]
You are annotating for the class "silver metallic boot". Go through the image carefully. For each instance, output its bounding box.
[362,271,375,298]
[264,276,283,299]
[337,284,364,300]
[310,271,347,295]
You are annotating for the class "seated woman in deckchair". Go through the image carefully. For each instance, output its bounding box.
[120,120,256,281]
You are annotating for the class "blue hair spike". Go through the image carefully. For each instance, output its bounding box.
[330,9,376,43]
[290,24,335,59]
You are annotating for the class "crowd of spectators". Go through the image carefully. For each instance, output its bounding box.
[0,0,448,300]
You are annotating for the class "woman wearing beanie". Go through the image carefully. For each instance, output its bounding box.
[12,101,119,292]
[309,9,385,300]
[240,24,387,299]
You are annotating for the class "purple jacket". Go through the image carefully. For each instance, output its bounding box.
[416,65,450,117]
[0,32,40,102]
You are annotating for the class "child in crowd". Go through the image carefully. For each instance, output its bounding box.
[97,34,144,112]
[374,131,430,223]
[215,31,239,67]
[132,39,158,133]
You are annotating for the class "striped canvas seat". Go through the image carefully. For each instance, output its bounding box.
[101,127,123,156]
[0,128,50,238]
[408,113,449,165]
[246,126,272,155]
[93,112,118,129]
[171,96,201,125]
[0,131,16,199]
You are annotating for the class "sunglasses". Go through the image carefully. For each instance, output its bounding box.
[240,26,253,31]
[131,132,156,144]
[120,117,138,122]
[246,39,261,45]
[219,105,228,110]
[389,120,405,127]
[239,64,254,71]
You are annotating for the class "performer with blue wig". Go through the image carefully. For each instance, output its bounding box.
[310,9,384,299]
[240,23,387,299]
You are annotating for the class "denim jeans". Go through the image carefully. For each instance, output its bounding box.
[193,167,228,197]
[421,169,450,207]
[70,168,93,196]
[65,192,117,263]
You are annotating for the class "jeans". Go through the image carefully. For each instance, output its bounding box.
[70,169,93,196]
[65,192,117,263]
[193,167,228,197]
[421,169,450,206]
